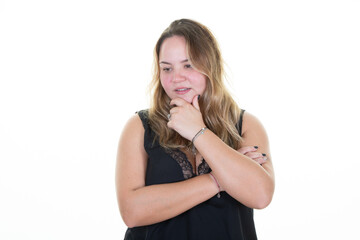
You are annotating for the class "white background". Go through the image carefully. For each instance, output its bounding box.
[1,0,359,239]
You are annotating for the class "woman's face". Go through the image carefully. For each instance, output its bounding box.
[159,36,206,103]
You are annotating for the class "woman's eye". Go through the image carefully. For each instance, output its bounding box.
[162,67,171,72]
[184,64,192,69]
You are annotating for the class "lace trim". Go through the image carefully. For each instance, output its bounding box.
[198,158,210,175]
[165,148,210,179]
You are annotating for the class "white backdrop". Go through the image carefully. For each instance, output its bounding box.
[1,0,359,239]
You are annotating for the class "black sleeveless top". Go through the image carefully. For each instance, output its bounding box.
[124,109,257,240]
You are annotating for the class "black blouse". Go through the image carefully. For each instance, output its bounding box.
[124,109,257,240]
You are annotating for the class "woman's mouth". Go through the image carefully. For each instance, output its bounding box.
[175,88,191,94]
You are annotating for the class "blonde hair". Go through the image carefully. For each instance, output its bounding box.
[148,19,242,149]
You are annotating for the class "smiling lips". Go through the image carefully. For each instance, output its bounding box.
[175,88,191,94]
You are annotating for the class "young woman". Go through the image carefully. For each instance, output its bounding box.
[116,19,275,240]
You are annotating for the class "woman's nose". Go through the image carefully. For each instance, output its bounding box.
[172,69,186,82]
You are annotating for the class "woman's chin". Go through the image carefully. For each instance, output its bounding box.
[170,95,194,103]
[180,96,193,103]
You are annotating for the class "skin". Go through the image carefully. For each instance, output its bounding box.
[168,96,274,205]
[159,36,206,104]
[115,36,274,228]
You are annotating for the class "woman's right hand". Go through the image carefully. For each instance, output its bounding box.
[237,146,267,165]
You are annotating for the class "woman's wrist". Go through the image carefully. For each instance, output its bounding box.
[209,172,221,198]
[192,126,208,144]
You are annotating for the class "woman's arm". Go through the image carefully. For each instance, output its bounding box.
[194,112,275,209]
[167,96,274,209]
[115,114,218,228]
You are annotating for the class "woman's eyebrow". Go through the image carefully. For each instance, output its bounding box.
[159,59,189,65]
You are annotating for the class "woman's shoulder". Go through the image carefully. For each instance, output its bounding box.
[122,110,149,134]
[122,109,149,128]
[241,110,267,136]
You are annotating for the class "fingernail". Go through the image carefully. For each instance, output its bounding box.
[198,95,200,100]
[262,153,266,156]
[254,146,258,149]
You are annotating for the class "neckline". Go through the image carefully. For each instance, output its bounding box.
[176,149,196,176]
[164,148,210,179]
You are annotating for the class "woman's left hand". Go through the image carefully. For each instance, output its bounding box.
[237,146,268,165]
[167,95,206,141]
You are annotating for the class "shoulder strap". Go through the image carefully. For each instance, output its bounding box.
[136,109,159,150]
[236,109,245,136]
[136,109,150,131]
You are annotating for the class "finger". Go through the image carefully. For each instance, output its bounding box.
[237,146,259,155]
[170,98,188,107]
[169,107,179,115]
[192,95,201,111]
[254,156,267,165]
[167,115,175,128]
[244,152,264,160]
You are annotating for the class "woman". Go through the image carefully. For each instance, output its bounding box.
[116,19,275,240]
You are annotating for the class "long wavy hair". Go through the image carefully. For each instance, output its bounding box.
[148,19,242,150]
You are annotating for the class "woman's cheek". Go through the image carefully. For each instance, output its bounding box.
[160,77,172,97]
